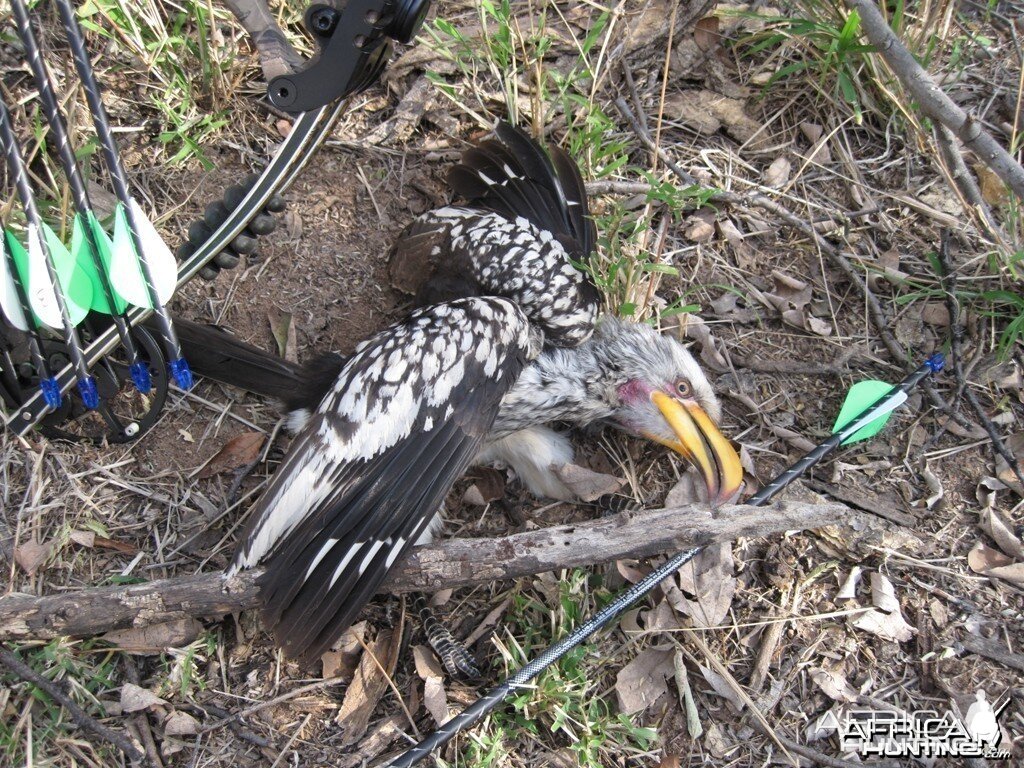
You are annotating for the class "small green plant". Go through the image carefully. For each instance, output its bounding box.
[76,0,238,167]
[457,571,659,766]
[742,5,877,122]
[0,640,119,765]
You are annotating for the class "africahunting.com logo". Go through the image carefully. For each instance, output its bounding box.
[819,690,1012,759]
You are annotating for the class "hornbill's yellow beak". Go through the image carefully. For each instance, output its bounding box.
[649,392,744,505]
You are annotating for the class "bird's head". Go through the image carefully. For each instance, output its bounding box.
[592,318,744,505]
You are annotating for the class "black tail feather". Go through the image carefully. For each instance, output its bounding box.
[449,122,595,257]
[164,315,343,411]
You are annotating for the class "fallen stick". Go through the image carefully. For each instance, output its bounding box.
[846,0,1024,200]
[0,499,842,641]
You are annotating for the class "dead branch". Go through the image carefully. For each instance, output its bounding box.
[846,0,1024,200]
[0,500,844,641]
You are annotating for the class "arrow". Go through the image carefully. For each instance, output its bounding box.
[1,232,62,410]
[0,95,99,409]
[11,0,151,394]
[384,354,946,767]
[54,0,192,391]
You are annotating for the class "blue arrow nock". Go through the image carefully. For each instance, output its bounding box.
[39,377,62,410]
[77,376,100,410]
[130,361,153,394]
[169,358,193,390]
[925,353,945,373]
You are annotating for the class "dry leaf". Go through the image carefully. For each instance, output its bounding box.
[103,618,203,654]
[849,572,916,643]
[336,628,400,744]
[658,755,681,768]
[120,683,167,713]
[836,566,863,600]
[463,597,511,647]
[921,463,945,509]
[810,665,858,703]
[198,432,266,479]
[693,16,721,51]
[163,710,199,737]
[552,463,624,502]
[423,677,448,726]
[716,218,755,271]
[69,530,95,548]
[974,163,1008,206]
[615,648,674,714]
[682,314,730,372]
[672,542,736,627]
[664,472,702,507]
[269,310,299,364]
[412,644,445,680]
[994,432,1024,495]
[14,540,53,576]
[762,156,792,188]
[980,508,1024,560]
[322,621,367,680]
[698,665,745,712]
[276,118,293,138]
[981,561,1024,587]
[799,121,832,164]
[968,542,1013,573]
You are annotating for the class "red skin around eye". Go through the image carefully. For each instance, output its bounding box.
[617,378,656,405]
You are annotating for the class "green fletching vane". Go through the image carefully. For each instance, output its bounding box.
[73,212,126,314]
[39,221,92,326]
[833,380,897,445]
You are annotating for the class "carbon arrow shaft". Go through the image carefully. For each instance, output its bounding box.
[0,94,96,407]
[1,236,59,410]
[386,354,946,767]
[11,0,150,394]
[54,0,191,389]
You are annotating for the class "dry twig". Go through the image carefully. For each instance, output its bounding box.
[0,644,144,763]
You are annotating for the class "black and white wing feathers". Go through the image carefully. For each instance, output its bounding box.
[392,122,599,347]
[230,297,534,663]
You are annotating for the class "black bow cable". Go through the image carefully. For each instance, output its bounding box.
[11,0,151,396]
[385,353,945,767]
[54,0,192,390]
[0,94,97,409]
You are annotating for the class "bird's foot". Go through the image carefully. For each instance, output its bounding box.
[413,594,480,680]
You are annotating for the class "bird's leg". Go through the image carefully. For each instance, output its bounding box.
[413,594,480,680]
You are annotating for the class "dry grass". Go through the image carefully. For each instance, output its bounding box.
[2,0,1024,766]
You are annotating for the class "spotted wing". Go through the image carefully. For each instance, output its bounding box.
[230,297,533,663]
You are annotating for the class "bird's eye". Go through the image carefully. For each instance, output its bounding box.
[675,379,692,397]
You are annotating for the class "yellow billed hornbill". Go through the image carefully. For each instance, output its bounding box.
[228,123,743,664]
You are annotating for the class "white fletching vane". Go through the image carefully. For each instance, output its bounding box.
[108,199,178,308]
[0,242,28,331]
[25,224,63,329]
[129,198,177,304]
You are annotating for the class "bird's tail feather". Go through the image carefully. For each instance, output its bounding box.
[449,121,595,256]
[162,315,343,411]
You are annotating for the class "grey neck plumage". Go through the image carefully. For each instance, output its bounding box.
[491,340,614,438]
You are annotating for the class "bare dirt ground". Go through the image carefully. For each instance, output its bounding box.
[3,1,1024,766]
